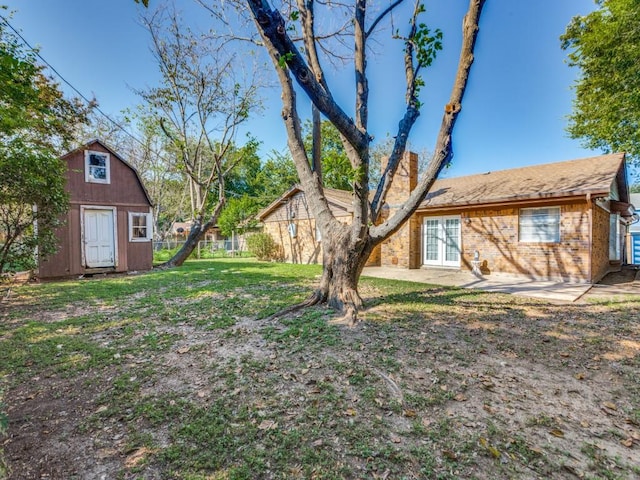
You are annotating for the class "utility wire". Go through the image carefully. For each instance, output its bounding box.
[0,13,254,198]
[0,12,156,155]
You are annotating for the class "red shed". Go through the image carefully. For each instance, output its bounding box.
[38,139,154,278]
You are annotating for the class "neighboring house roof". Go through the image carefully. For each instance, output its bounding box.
[421,153,627,209]
[258,185,354,221]
[61,138,154,206]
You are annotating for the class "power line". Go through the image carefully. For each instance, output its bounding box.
[0,12,153,154]
[0,13,250,197]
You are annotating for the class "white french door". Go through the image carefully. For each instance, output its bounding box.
[423,216,461,267]
[83,208,116,268]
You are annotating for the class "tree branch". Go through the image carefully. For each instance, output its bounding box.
[371,0,486,241]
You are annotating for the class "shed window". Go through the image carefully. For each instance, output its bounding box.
[129,212,153,242]
[519,207,560,243]
[85,150,110,184]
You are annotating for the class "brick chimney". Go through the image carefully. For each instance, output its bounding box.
[380,151,421,269]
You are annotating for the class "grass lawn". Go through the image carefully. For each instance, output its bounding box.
[1,258,639,479]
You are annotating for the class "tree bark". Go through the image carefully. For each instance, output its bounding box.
[246,0,486,323]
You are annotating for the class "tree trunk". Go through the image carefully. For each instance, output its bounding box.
[300,229,373,326]
[155,218,215,269]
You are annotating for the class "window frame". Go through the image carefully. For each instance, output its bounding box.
[519,206,561,243]
[85,150,111,184]
[128,212,153,242]
[609,213,621,261]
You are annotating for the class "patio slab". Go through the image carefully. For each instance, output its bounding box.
[361,266,594,303]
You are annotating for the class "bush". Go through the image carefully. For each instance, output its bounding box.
[247,233,283,262]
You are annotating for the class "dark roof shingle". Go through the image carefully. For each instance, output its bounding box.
[421,153,626,209]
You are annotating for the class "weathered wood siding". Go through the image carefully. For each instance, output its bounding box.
[38,140,153,278]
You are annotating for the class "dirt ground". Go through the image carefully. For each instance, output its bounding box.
[1,268,639,479]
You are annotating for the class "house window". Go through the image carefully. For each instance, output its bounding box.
[85,150,110,184]
[609,213,621,261]
[519,207,560,243]
[129,212,153,242]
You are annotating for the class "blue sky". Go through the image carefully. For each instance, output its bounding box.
[4,0,621,181]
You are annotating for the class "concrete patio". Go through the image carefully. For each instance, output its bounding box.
[361,266,640,303]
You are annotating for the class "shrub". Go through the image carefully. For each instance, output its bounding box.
[247,233,283,261]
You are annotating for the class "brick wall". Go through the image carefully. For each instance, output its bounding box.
[427,201,594,282]
[590,203,611,282]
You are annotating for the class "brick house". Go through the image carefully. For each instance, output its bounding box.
[259,152,637,283]
[38,139,154,278]
[630,193,640,264]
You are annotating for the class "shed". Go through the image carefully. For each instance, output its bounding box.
[38,139,154,278]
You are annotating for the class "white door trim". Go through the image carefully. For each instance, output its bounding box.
[81,206,118,268]
[422,215,461,267]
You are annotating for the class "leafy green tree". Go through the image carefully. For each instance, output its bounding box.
[302,119,352,190]
[253,150,298,202]
[0,14,88,273]
[561,0,640,163]
[217,195,260,238]
[235,0,484,323]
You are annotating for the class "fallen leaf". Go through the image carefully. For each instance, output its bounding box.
[442,449,457,460]
[549,429,565,438]
[562,465,583,477]
[560,352,571,358]
[403,409,417,418]
[344,408,357,417]
[311,439,323,447]
[580,420,590,428]
[176,346,190,354]
[620,438,634,448]
[257,419,278,430]
[125,447,156,468]
[454,393,468,402]
[488,446,501,459]
[574,372,586,380]
[603,402,617,411]
[390,434,401,444]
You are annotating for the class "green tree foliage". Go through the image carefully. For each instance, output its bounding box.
[561,0,640,164]
[217,195,259,237]
[253,150,298,201]
[302,120,353,190]
[220,148,297,236]
[0,15,88,273]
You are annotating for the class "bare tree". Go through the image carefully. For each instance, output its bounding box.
[75,108,189,242]
[235,0,486,324]
[140,4,261,267]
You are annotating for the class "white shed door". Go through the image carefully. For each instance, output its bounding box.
[84,209,115,268]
